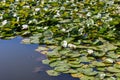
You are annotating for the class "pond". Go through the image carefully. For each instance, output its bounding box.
[0,37,79,80]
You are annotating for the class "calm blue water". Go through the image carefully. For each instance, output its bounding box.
[0,37,79,80]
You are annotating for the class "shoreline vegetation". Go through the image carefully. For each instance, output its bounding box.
[0,0,120,80]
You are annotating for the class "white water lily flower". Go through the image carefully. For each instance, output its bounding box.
[22,24,28,30]
[68,44,76,49]
[87,49,94,54]
[99,73,106,79]
[23,5,30,8]
[44,27,48,30]
[95,13,102,18]
[54,11,60,17]
[0,16,3,19]
[13,13,17,17]
[2,0,6,2]
[86,12,92,17]
[35,8,40,12]
[17,17,19,22]
[61,28,66,32]
[2,20,7,26]
[28,20,32,24]
[62,40,67,48]
[44,7,48,11]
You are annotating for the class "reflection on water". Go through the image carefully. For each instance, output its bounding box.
[0,37,79,80]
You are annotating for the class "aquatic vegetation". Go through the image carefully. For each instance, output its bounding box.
[0,0,120,80]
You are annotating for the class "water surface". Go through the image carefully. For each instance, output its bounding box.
[0,37,79,80]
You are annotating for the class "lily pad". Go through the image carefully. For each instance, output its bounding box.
[82,68,98,76]
[67,69,78,74]
[46,70,60,76]
[35,46,49,51]
[21,38,31,44]
[71,73,84,78]
[106,51,119,59]
[115,73,120,77]
[97,67,106,71]
[98,41,117,52]
[79,56,90,62]
[106,67,120,73]
[42,59,50,64]
[103,58,114,63]
[80,75,95,80]
[114,64,120,69]
[93,52,105,57]
[54,65,69,72]
[69,63,83,68]
[91,61,106,67]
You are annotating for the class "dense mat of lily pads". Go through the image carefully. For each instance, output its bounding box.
[0,0,120,80]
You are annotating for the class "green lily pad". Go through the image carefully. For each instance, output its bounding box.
[79,56,90,62]
[54,65,69,72]
[21,38,31,44]
[69,60,81,65]
[115,73,120,77]
[35,46,49,51]
[43,30,53,38]
[98,41,117,52]
[106,67,120,73]
[91,61,106,67]
[105,77,117,80]
[80,75,95,80]
[42,59,50,64]
[103,58,114,63]
[114,64,120,69]
[67,53,81,58]
[47,51,60,58]
[69,63,82,68]
[82,68,98,76]
[97,67,106,71]
[67,69,78,74]
[106,51,119,59]
[93,52,105,57]
[46,70,60,76]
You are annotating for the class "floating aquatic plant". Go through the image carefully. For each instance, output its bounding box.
[0,0,120,80]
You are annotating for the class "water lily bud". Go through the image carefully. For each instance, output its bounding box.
[61,40,67,48]
[35,8,40,12]
[2,20,7,26]
[87,49,94,54]
[22,24,28,30]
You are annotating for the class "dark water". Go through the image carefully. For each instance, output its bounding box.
[0,37,79,80]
